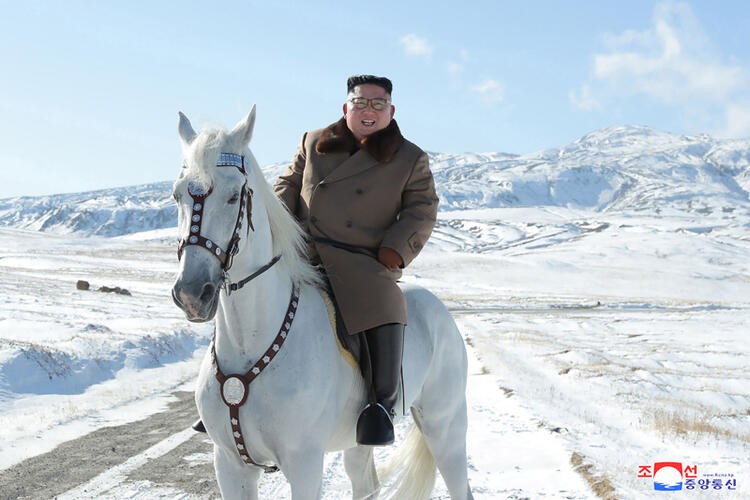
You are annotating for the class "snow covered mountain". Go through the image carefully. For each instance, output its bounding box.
[1,125,748,236]
[430,125,750,215]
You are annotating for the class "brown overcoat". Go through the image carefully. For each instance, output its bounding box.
[273,118,438,334]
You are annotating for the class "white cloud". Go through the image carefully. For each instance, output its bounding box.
[471,79,504,106]
[592,11,745,104]
[447,50,471,75]
[399,34,433,58]
[575,1,750,137]
[570,83,601,111]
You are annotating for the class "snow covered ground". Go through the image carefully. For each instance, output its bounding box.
[0,201,748,498]
[1,124,748,497]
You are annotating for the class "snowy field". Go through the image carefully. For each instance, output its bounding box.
[0,203,748,498]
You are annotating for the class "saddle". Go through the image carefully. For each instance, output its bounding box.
[319,282,361,372]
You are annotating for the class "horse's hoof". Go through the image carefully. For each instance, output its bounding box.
[356,403,395,446]
[192,418,207,433]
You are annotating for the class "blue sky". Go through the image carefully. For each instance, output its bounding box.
[1,1,749,198]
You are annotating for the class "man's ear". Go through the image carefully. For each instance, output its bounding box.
[342,102,349,117]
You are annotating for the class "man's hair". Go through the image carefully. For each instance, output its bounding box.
[346,75,393,95]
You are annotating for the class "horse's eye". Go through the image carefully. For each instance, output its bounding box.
[228,192,240,204]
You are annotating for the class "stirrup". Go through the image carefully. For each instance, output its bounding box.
[192,418,207,433]
[356,403,394,446]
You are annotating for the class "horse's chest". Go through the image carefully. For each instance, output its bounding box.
[197,363,313,453]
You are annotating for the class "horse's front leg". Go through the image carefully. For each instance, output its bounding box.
[214,445,262,500]
[280,448,326,500]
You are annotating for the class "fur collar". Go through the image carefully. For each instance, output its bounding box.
[315,117,404,163]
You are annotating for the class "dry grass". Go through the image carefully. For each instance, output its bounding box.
[645,408,750,443]
[570,452,618,499]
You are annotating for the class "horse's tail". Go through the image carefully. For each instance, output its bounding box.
[377,423,436,500]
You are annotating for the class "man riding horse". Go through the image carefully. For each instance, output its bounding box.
[195,74,438,446]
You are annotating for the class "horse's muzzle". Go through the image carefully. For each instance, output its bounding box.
[172,279,220,322]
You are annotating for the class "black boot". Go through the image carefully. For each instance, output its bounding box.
[356,323,404,446]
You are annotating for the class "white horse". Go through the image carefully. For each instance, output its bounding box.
[172,107,473,500]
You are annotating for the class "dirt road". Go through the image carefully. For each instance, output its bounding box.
[0,392,220,499]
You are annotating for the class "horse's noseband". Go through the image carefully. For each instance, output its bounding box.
[177,153,254,273]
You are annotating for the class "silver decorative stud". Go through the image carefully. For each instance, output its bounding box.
[189,235,198,244]
[192,214,201,222]
[272,344,279,352]
[206,240,213,248]
[252,367,260,375]
[263,355,270,363]
[191,225,199,233]
[194,203,202,211]
[231,418,238,425]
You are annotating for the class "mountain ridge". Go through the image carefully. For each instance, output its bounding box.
[1,125,748,236]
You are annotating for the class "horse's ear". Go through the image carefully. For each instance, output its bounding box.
[178,112,197,145]
[231,105,256,146]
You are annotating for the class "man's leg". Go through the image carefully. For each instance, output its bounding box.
[356,323,404,446]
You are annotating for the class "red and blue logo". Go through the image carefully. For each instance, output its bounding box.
[638,462,738,493]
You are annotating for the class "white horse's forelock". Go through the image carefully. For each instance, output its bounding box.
[182,128,227,191]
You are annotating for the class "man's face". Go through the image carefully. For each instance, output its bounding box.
[343,83,395,141]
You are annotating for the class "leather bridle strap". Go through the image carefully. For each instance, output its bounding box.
[223,255,282,295]
[176,182,249,269]
[176,153,251,271]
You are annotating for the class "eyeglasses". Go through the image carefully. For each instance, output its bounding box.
[348,97,391,111]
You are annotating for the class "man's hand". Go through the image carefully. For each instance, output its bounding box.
[377,246,403,270]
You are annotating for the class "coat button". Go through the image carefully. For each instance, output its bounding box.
[345,220,352,228]
[355,188,364,194]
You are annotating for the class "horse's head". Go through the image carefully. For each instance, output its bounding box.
[171,107,259,322]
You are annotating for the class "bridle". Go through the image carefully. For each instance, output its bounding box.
[176,153,280,294]
[176,152,298,473]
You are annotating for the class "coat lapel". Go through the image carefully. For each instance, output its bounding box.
[314,117,404,184]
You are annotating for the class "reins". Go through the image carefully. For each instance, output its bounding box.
[223,255,281,295]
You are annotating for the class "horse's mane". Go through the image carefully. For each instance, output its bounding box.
[183,128,322,289]
[245,152,323,289]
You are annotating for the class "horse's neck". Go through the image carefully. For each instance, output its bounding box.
[213,266,294,375]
